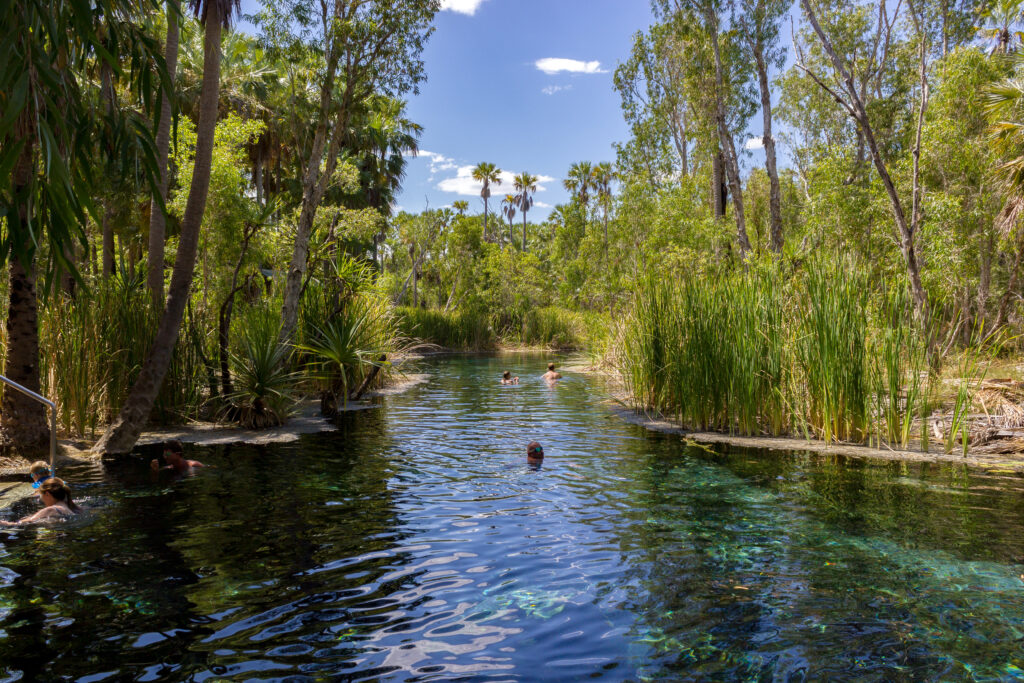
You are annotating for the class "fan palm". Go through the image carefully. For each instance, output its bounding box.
[452,200,469,216]
[564,161,595,209]
[513,172,538,251]
[593,162,614,257]
[501,194,517,246]
[472,162,502,241]
[979,0,1024,54]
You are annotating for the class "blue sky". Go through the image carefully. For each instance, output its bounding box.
[239,0,655,219]
[394,0,655,218]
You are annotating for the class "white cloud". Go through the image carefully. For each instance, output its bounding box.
[437,165,556,197]
[534,200,552,208]
[440,0,488,15]
[541,84,572,96]
[413,150,459,176]
[535,58,606,75]
[745,137,764,150]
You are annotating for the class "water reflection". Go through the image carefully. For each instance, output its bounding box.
[2,355,1024,680]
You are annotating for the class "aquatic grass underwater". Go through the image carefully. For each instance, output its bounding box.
[5,355,1024,681]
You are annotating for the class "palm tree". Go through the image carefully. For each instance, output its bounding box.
[148,0,182,309]
[96,0,240,455]
[979,0,1024,54]
[513,172,538,251]
[593,162,614,258]
[564,161,595,209]
[501,194,517,246]
[472,162,502,241]
[0,0,166,452]
[452,200,469,216]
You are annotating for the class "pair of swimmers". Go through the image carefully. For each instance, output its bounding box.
[0,461,81,526]
[502,363,563,385]
[2,440,205,527]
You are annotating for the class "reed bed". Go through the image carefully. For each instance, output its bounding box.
[619,261,952,448]
[39,274,207,436]
[397,307,494,350]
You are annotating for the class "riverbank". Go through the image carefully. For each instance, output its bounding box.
[0,373,430,477]
[569,358,1024,475]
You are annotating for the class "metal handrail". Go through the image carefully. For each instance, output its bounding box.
[0,375,56,475]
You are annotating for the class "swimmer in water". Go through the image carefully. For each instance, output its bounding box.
[527,441,544,463]
[0,478,81,525]
[502,370,519,385]
[542,363,562,381]
[151,439,205,474]
[28,460,52,489]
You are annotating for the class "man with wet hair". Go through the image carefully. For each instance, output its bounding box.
[151,439,205,474]
[542,363,562,381]
[527,441,544,463]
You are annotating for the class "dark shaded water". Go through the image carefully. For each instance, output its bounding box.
[4,355,1024,681]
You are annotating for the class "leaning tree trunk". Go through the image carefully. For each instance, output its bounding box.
[147,0,180,310]
[94,9,224,455]
[278,127,340,345]
[753,38,783,254]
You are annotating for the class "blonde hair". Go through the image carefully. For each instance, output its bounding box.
[29,461,50,479]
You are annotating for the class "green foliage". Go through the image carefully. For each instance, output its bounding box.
[301,297,401,408]
[619,259,940,445]
[397,307,493,350]
[226,308,296,428]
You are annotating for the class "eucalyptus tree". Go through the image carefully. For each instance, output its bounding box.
[513,172,538,251]
[96,0,241,454]
[472,162,502,242]
[252,0,438,346]
[0,0,165,452]
[738,0,788,254]
[794,0,930,316]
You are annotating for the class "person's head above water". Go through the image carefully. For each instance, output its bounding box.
[153,439,205,473]
[547,363,556,371]
[527,441,544,461]
[37,477,81,512]
[29,460,52,487]
[503,371,512,380]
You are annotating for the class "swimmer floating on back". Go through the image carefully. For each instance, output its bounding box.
[502,371,519,385]
[1,478,81,525]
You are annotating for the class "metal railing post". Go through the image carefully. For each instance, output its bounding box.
[0,375,57,474]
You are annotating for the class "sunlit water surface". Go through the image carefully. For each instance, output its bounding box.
[3,355,1024,681]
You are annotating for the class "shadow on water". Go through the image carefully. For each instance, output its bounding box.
[2,353,1024,680]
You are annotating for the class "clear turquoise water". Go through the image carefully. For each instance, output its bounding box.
[2,354,1024,681]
